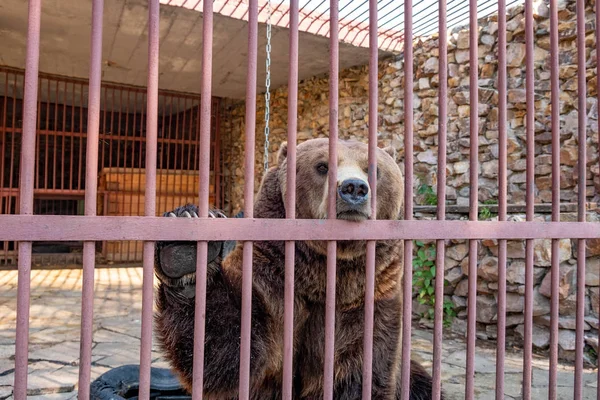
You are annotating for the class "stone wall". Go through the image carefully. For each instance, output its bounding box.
[412,206,600,365]
[220,0,600,213]
[218,0,600,363]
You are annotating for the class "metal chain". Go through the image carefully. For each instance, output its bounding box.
[263,0,272,172]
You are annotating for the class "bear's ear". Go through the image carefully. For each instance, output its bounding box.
[383,145,396,159]
[277,142,288,166]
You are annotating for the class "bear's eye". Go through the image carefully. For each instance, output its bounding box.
[316,162,328,175]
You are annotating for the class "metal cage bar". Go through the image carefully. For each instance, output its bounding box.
[13,0,41,397]
[138,0,160,398]
[496,0,508,398]
[432,0,447,398]
[283,0,299,398]
[239,0,258,397]
[465,0,479,397]
[523,0,535,397]
[549,0,560,395]
[191,0,214,396]
[574,0,587,397]
[2,217,600,241]
[400,0,413,399]
[77,0,104,397]
[324,0,339,397]
[596,0,600,393]
[361,0,378,397]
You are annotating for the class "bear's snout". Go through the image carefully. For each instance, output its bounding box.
[338,178,369,205]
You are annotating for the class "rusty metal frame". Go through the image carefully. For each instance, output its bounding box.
[0,66,221,266]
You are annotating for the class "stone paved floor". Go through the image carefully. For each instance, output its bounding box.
[0,268,597,399]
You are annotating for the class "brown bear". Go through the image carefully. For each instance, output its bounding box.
[153,138,441,399]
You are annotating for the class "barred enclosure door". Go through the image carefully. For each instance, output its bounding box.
[0,67,221,267]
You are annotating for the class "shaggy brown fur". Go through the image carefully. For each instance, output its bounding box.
[154,138,442,399]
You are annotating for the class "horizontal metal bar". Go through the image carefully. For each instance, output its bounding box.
[0,66,204,99]
[0,216,598,241]
[414,203,595,214]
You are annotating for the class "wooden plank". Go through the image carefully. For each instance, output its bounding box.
[104,240,144,262]
[97,167,218,261]
[99,168,214,195]
[99,193,215,216]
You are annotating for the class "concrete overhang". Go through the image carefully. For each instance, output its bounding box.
[0,0,395,100]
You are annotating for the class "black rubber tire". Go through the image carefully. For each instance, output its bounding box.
[90,365,191,399]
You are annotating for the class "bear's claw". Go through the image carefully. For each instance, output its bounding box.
[154,204,233,289]
[165,207,226,219]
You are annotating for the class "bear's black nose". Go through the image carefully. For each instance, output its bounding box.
[338,178,369,205]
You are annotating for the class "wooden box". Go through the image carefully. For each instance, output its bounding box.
[98,167,215,262]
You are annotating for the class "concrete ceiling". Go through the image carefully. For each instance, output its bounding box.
[0,0,394,100]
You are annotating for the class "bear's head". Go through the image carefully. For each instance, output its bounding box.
[275,138,404,223]
[153,138,405,287]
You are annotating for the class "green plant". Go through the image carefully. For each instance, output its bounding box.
[478,199,497,220]
[417,183,438,206]
[587,345,597,360]
[412,241,456,327]
[442,299,457,325]
[479,207,493,220]
[413,240,436,303]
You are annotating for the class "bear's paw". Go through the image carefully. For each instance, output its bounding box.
[154,204,232,290]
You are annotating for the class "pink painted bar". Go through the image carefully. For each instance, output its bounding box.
[1,217,599,242]
[192,0,214,396]
[139,1,160,398]
[0,76,6,193]
[401,0,414,398]
[549,56,561,400]
[361,0,378,397]
[432,0,447,398]
[324,238,337,400]
[239,0,258,397]
[523,0,535,397]
[283,0,298,398]
[324,0,339,397]
[574,0,587,397]
[466,0,479,398]
[13,0,41,397]
[283,234,295,399]
[77,0,104,397]
[44,80,50,190]
[596,0,600,396]
[496,0,507,398]
[549,0,560,396]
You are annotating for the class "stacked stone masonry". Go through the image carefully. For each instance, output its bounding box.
[218,0,600,364]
